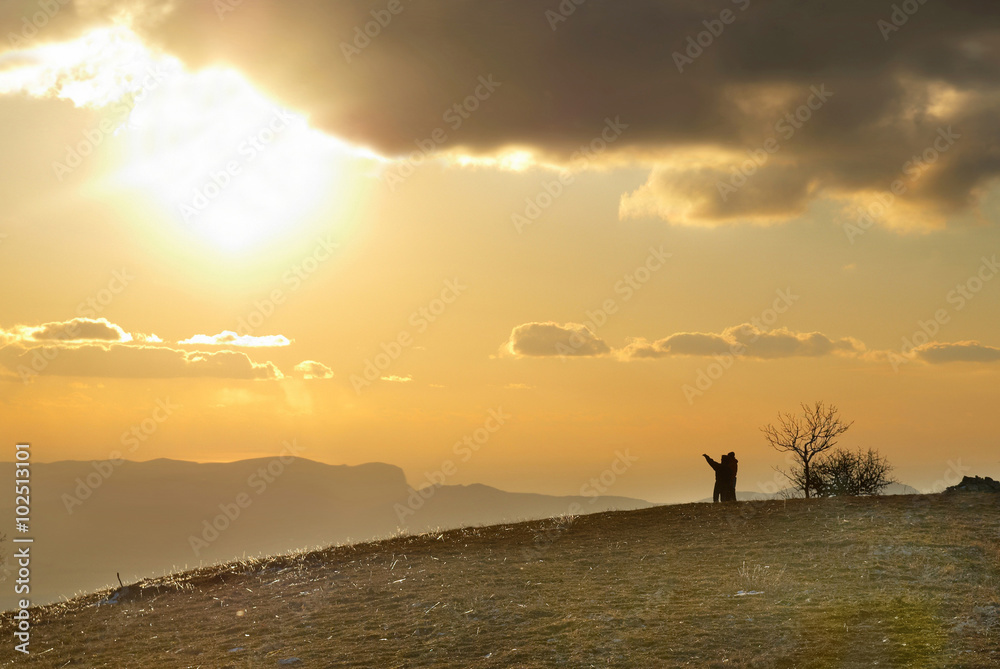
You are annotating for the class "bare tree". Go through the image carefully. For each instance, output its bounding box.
[761,401,854,498]
[812,448,895,497]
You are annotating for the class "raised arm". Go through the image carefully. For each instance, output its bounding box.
[703,453,721,471]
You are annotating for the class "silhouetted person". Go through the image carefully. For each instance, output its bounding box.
[704,452,739,502]
[703,453,726,502]
[723,451,738,502]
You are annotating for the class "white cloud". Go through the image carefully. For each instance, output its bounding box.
[292,360,334,380]
[180,331,291,347]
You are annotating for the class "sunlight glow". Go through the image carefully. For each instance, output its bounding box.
[0,26,183,109]
[119,66,352,251]
[0,25,370,253]
[0,25,573,252]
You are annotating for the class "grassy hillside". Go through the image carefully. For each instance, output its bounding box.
[2,493,998,668]
[0,458,652,610]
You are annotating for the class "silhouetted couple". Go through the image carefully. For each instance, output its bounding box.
[703,452,738,502]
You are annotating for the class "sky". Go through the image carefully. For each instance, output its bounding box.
[1,0,998,504]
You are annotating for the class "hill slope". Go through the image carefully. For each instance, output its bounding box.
[0,458,652,609]
[2,493,998,667]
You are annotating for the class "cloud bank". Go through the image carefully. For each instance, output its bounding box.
[620,324,865,360]
[21,0,993,229]
[502,321,1000,367]
[0,318,327,381]
[912,341,1000,364]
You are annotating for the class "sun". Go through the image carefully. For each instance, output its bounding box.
[119,66,353,252]
[0,24,371,253]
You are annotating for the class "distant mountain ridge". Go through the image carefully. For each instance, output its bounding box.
[0,457,654,610]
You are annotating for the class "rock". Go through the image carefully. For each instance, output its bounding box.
[944,476,1000,493]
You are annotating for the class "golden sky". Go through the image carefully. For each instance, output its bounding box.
[1,1,998,503]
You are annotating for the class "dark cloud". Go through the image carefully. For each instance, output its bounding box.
[504,322,611,357]
[70,0,1000,226]
[4,0,999,226]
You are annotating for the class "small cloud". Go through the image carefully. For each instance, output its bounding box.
[180,331,291,347]
[727,324,865,360]
[503,322,611,357]
[29,318,130,342]
[1,318,160,347]
[618,324,865,361]
[504,383,533,390]
[912,341,1000,364]
[381,375,412,383]
[292,360,334,380]
[620,332,733,359]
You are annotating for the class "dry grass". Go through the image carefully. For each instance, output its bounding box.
[1,493,998,668]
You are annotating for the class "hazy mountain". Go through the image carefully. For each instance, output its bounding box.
[0,458,653,609]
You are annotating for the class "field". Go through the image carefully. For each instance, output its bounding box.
[2,493,998,668]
